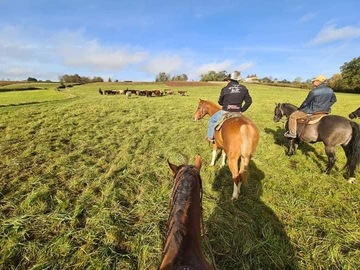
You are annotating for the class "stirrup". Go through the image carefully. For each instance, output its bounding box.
[284,131,296,138]
[205,137,215,143]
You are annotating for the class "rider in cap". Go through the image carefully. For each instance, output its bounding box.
[284,74,337,138]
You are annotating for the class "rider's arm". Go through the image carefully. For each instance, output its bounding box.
[241,90,252,112]
[299,91,315,110]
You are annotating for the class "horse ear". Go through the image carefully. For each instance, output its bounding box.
[194,155,202,171]
[167,160,179,176]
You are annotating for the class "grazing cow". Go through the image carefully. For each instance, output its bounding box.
[126,91,132,98]
[349,107,360,119]
[99,88,103,95]
[146,90,153,97]
[178,90,187,96]
[153,90,162,96]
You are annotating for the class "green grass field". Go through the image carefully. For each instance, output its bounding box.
[0,82,359,269]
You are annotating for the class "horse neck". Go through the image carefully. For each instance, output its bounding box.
[161,169,203,266]
[206,101,221,116]
[282,103,297,117]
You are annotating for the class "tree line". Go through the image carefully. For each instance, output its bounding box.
[24,57,359,93]
[155,57,359,93]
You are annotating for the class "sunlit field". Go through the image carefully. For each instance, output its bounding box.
[0,82,359,269]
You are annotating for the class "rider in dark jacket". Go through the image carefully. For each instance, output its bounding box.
[206,74,252,142]
[218,80,252,112]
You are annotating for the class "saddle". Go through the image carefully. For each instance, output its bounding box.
[296,112,328,139]
[215,112,242,131]
[297,111,329,125]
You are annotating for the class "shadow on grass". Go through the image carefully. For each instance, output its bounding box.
[205,162,299,269]
[265,126,327,171]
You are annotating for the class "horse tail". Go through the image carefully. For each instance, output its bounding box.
[345,121,360,173]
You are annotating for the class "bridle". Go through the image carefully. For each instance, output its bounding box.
[274,103,284,122]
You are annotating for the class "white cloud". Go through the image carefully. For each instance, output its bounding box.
[308,24,360,45]
[298,12,316,24]
[53,31,148,70]
[238,61,256,72]
[196,60,233,75]
[142,53,184,75]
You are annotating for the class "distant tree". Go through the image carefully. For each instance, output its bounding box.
[108,77,112,82]
[171,74,188,81]
[200,70,228,81]
[27,77,37,82]
[293,77,302,83]
[92,76,104,83]
[279,79,291,84]
[261,77,272,83]
[81,76,90,84]
[156,72,170,82]
[340,57,360,92]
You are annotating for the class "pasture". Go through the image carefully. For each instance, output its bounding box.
[0,82,359,269]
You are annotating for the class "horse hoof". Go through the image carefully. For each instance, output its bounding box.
[348,178,355,184]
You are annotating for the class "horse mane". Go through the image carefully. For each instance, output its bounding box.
[162,165,202,257]
[201,99,221,110]
[282,102,298,110]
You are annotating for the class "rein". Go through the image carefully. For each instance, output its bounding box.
[278,104,285,118]
[199,183,217,270]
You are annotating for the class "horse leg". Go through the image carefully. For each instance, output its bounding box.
[324,145,336,174]
[294,138,300,153]
[210,149,217,166]
[239,155,250,184]
[221,150,226,167]
[342,144,356,184]
[287,138,295,156]
[227,157,241,201]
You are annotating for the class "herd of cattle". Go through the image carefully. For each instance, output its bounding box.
[97,87,360,119]
[98,88,188,97]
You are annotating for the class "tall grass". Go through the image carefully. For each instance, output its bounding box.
[0,82,359,269]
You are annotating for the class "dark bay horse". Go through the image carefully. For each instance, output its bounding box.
[349,107,360,119]
[193,99,259,200]
[274,103,360,183]
[159,155,214,270]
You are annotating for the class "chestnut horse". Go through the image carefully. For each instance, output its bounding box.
[193,99,259,200]
[159,155,214,270]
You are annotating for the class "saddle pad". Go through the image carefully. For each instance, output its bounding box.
[215,112,243,131]
[297,113,328,125]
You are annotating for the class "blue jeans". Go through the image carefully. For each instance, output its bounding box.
[207,110,226,139]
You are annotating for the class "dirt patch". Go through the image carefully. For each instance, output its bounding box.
[164,81,223,87]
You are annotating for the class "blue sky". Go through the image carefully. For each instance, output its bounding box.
[0,0,359,82]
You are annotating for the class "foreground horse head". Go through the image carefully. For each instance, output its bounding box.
[193,99,260,200]
[159,155,214,270]
[274,103,360,183]
[349,107,360,119]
